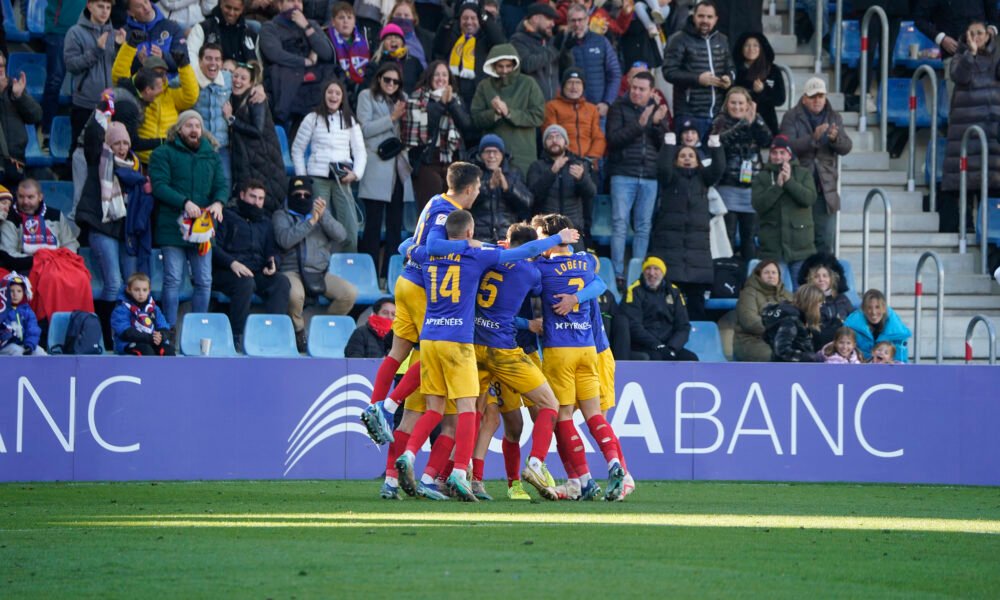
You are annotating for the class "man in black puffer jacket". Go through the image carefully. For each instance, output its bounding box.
[662,0,735,139]
[469,135,532,243]
[527,124,596,249]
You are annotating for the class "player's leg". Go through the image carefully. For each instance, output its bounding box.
[579,397,625,501]
[396,394,444,496]
[471,391,499,501]
[416,413,454,501]
[597,348,632,499]
[382,407,422,499]
[446,396,479,502]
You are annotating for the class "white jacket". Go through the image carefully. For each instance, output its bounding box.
[159,0,216,31]
[292,111,368,181]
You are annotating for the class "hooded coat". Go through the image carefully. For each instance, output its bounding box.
[471,44,546,174]
[63,11,118,111]
[734,32,785,135]
[752,159,818,263]
[149,133,228,248]
[734,271,793,361]
[663,17,736,120]
[0,274,41,352]
[942,37,1000,193]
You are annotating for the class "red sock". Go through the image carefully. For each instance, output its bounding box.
[501,438,520,486]
[616,439,629,473]
[472,457,485,482]
[558,419,590,476]
[529,408,557,463]
[385,430,411,478]
[371,356,401,404]
[388,361,420,403]
[555,420,582,478]
[586,414,621,465]
[452,412,477,475]
[405,409,442,455]
[423,434,454,479]
[441,460,454,480]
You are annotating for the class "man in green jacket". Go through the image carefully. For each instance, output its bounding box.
[471,44,545,174]
[149,110,228,329]
[751,134,818,283]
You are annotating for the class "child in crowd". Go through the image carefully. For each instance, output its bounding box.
[0,272,45,355]
[844,289,911,362]
[870,342,899,364]
[110,273,174,356]
[821,326,862,364]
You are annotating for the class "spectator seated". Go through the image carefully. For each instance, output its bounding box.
[747,259,794,291]
[328,253,383,304]
[180,312,239,356]
[307,315,355,358]
[243,314,299,357]
[684,321,727,362]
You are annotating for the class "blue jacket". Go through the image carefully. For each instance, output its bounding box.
[0,300,41,352]
[111,292,171,354]
[845,306,912,363]
[194,70,232,148]
[568,31,621,107]
[126,6,185,73]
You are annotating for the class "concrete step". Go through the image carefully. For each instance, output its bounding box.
[839,250,981,275]
[914,336,998,360]
[855,273,996,295]
[840,151,890,170]
[840,170,909,186]
[841,183,925,197]
[840,231,960,248]
[892,293,1000,311]
[839,211,939,232]
[769,34,799,55]
[775,54,814,69]
[840,190,925,213]
[893,312,1000,333]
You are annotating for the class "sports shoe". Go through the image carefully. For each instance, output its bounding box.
[541,463,556,488]
[417,480,450,501]
[554,479,582,501]
[395,454,417,497]
[360,402,394,445]
[604,463,626,501]
[580,478,602,501]
[435,477,455,497]
[521,461,558,501]
[380,481,401,499]
[446,473,479,502]
[471,480,493,501]
[507,480,531,500]
[619,473,636,501]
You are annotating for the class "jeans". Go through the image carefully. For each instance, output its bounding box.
[610,175,657,278]
[217,146,232,194]
[161,245,212,328]
[43,33,66,135]
[89,231,140,302]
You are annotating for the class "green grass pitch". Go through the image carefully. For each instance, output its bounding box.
[2,480,999,598]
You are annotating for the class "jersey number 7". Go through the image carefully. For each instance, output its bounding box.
[428,265,460,303]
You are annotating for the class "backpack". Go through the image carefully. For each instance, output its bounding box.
[52,311,104,355]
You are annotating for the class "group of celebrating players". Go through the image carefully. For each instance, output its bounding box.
[359,161,635,502]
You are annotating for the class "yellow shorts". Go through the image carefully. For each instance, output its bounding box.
[391,277,426,343]
[597,348,616,411]
[420,340,479,400]
[542,346,600,406]
[401,348,457,415]
[477,346,545,413]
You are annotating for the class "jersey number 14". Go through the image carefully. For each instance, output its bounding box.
[427,265,460,303]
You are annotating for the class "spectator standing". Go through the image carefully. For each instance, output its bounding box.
[187,0,261,67]
[620,256,698,361]
[43,0,87,138]
[844,289,911,362]
[663,0,735,139]
[733,32,784,136]
[292,78,367,252]
[563,4,621,119]
[0,56,42,188]
[194,44,234,187]
[386,0,433,69]
[470,134,531,242]
[542,68,606,168]
[733,259,792,361]
[64,0,120,147]
[510,2,568,101]
[471,44,545,175]
[148,111,228,330]
[780,77,852,254]
[123,0,187,74]
[228,62,287,213]
[527,125,595,248]
[364,23,424,93]
[605,71,669,289]
[431,0,505,109]
[158,0,216,31]
[345,296,395,357]
[915,0,998,59]
[325,2,371,101]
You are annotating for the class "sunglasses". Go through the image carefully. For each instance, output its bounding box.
[381,76,401,85]
[291,192,311,199]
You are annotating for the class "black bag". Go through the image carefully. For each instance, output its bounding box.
[376,137,404,160]
[51,311,104,355]
[296,245,326,297]
[711,257,744,299]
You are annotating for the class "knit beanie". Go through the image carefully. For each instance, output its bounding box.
[105,121,131,146]
[176,110,204,129]
[380,23,405,40]
[561,67,584,87]
[543,124,568,144]
[770,134,794,158]
[479,134,506,153]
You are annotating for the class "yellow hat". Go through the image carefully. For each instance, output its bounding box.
[0,184,12,203]
[641,256,666,274]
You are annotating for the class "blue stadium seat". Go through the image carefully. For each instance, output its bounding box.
[328,253,384,304]
[747,259,795,290]
[705,296,737,311]
[838,259,862,308]
[49,116,72,163]
[211,290,263,305]
[598,256,620,302]
[924,135,946,187]
[243,314,299,357]
[402,201,417,237]
[78,247,105,299]
[149,249,194,302]
[180,313,239,356]
[878,78,936,128]
[26,0,45,37]
[892,21,944,71]
[830,20,861,68]
[23,125,52,168]
[307,315,356,358]
[387,254,403,296]
[2,0,30,42]
[7,52,45,100]
[626,257,642,287]
[276,125,294,175]
[40,180,73,213]
[684,321,727,362]
[591,194,612,245]
[47,311,106,353]
[975,197,1000,245]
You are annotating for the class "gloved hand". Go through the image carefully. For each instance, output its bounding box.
[171,47,191,68]
[126,28,147,47]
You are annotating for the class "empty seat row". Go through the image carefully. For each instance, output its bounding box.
[180,312,354,357]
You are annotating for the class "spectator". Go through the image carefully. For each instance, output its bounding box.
[471,134,531,243]
[663,0,735,139]
[752,133,816,277]
[358,62,409,278]
[820,326,863,364]
[620,256,698,361]
[212,180,292,351]
[510,2,568,101]
[606,71,668,289]
[0,272,45,355]
[733,259,792,361]
[844,288,911,362]
[798,254,854,348]
[560,0,633,39]
[0,56,42,188]
[618,0,667,73]
[149,111,228,330]
[43,0,87,138]
[259,0,337,128]
[617,59,669,106]
[648,133,726,320]
[273,176,358,351]
[431,0,505,109]
[3,179,80,257]
[761,283,825,362]
[733,31,784,136]
[123,0,187,74]
[780,77,852,254]
[563,4,621,119]
[325,2,372,101]
[228,61,287,213]
[194,44,234,186]
[712,86,772,261]
[363,23,424,94]
[915,0,997,59]
[386,0,432,69]
[64,0,120,147]
[292,78,367,252]
[111,272,175,355]
[542,68,606,170]
[158,0,215,31]
[0,186,33,273]
[187,0,261,67]
[345,296,395,357]
[527,125,595,248]
[402,61,472,208]
[112,41,200,164]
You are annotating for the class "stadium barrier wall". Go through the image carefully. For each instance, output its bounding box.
[1,358,998,485]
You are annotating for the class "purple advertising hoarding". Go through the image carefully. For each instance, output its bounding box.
[1,357,998,485]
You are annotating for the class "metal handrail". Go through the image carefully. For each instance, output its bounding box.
[958,125,988,272]
[862,187,893,304]
[906,66,938,212]
[912,251,945,364]
[833,0,844,93]
[788,0,795,38]
[858,6,889,151]
[814,0,824,73]
[834,157,842,256]
[965,315,997,364]
[775,63,796,110]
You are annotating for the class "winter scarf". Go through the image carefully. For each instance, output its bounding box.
[329,27,370,84]
[449,34,476,80]
[99,147,139,218]
[368,313,392,338]
[15,204,59,254]
[391,18,425,67]
[124,295,161,335]
[403,87,463,162]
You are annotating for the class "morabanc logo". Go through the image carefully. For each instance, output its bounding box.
[284,374,374,475]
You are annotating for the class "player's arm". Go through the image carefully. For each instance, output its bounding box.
[398,236,469,258]
[496,228,579,262]
[551,276,607,316]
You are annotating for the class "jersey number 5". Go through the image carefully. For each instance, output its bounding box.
[478,272,503,308]
[428,265,460,303]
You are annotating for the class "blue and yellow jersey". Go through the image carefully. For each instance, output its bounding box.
[535,250,598,348]
[412,245,502,344]
[590,298,610,353]
[400,193,464,287]
[474,260,542,350]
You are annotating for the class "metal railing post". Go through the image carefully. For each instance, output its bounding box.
[835,156,842,256]
[814,0,824,73]
[788,0,796,38]
[906,66,938,212]
[775,63,796,110]
[965,315,997,364]
[862,187,893,304]
[913,251,945,364]
[858,6,889,151]
[833,0,843,93]
[958,125,987,260]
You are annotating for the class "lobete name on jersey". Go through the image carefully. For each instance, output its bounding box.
[554,258,590,274]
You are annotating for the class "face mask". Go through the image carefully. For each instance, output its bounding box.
[287,194,314,215]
